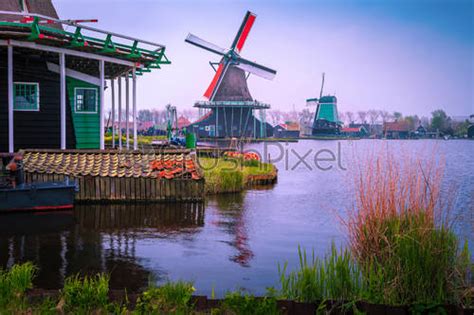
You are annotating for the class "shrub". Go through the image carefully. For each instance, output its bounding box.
[278,244,363,303]
[134,281,195,314]
[60,273,110,312]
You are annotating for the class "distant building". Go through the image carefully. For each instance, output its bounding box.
[340,126,368,138]
[348,123,382,137]
[177,116,191,129]
[468,125,474,138]
[383,121,411,139]
[273,122,300,138]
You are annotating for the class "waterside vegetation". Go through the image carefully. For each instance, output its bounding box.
[199,157,277,194]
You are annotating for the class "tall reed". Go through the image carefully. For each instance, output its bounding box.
[345,147,471,305]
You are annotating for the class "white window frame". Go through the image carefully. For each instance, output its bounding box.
[13,82,40,112]
[74,87,98,114]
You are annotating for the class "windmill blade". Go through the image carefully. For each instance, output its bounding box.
[185,33,226,56]
[204,60,229,100]
[231,11,257,54]
[235,58,276,80]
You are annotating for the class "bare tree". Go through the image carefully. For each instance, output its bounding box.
[357,111,367,124]
[367,110,380,134]
[380,110,390,123]
[338,111,346,125]
[345,111,355,125]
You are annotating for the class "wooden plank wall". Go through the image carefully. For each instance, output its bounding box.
[25,172,204,202]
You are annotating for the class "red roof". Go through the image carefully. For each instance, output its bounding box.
[341,127,361,133]
[279,122,300,131]
[383,121,410,132]
[178,116,191,129]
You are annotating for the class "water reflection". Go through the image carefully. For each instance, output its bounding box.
[0,203,204,291]
[211,194,254,267]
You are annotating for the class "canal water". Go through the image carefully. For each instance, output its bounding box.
[0,140,472,296]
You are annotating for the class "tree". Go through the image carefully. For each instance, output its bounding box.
[357,111,367,124]
[430,109,451,134]
[393,112,403,121]
[138,109,152,122]
[380,110,390,123]
[345,111,355,124]
[298,108,313,135]
[403,115,420,131]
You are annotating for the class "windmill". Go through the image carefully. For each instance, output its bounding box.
[306,73,340,136]
[185,11,277,139]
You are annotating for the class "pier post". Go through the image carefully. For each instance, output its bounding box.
[132,68,137,150]
[111,78,116,148]
[7,45,14,153]
[59,52,66,150]
[125,73,130,150]
[99,60,105,150]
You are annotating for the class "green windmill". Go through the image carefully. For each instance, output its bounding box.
[306,73,341,135]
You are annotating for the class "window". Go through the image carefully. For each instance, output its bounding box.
[14,82,40,111]
[75,88,97,113]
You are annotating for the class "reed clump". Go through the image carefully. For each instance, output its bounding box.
[346,148,471,306]
[278,244,363,303]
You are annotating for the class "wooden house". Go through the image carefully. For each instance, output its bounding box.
[273,122,300,138]
[0,0,170,153]
[383,121,411,139]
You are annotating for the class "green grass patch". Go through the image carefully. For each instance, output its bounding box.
[135,281,195,314]
[198,157,275,194]
[0,262,36,310]
[60,273,110,313]
[217,291,280,315]
[104,134,166,146]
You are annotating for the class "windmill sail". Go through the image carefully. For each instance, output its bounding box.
[231,11,257,54]
[236,58,276,80]
[185,33,226,56]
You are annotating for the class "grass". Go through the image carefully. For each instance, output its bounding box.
[217,291,281,315]
[0,262,36,310]
[198,157,275,194]
[104,134,166,146]
[278,244,363,304]
[134,281,195,314]
[59,273,110,313]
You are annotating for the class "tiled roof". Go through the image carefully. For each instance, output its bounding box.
[341,127,361,133]
[22,150,202,180]
[383,121,410,132]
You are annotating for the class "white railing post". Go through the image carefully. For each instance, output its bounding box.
[125,73,130,150]
[132,68,137,150]
[99,60,105,150]
[8,45,14,153]
[111,78,116,148]
[118,77,122,150]
[60,52,66,149]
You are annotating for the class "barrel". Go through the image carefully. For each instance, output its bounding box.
[186,132,196,149]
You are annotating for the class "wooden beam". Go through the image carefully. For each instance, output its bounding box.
[1,39,138,68]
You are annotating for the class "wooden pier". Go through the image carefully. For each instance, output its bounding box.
[22,149,204,203]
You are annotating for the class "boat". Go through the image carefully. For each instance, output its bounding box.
[0,153,77,212]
